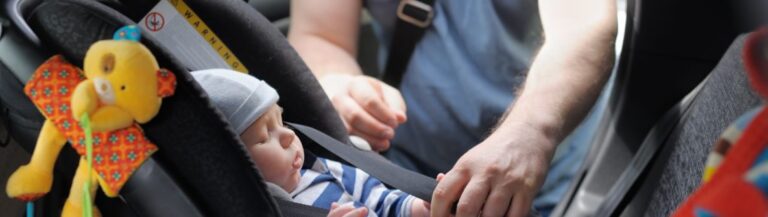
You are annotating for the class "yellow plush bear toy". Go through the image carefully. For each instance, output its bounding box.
[5,25,176,216]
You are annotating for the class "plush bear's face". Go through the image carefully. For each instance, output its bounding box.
[83,40,162,123]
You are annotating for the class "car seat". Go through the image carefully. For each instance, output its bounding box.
[1,0,528,216]
[1,0,287,216]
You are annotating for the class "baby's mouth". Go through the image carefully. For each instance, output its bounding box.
[292,152,303,169]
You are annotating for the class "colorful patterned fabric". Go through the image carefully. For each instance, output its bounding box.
[673,28,768,217]
[157,68,176,98]
[23,55,159,196]
[701,109,755,182]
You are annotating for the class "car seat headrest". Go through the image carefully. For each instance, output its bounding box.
[21,0,282,216]
[126,0,351,160]
[26,0,132,66]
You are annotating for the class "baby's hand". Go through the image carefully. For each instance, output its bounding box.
[410,173,448,217]
[328,202,368,217]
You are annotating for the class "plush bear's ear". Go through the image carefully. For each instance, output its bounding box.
[744,27,768,100]
[157,68,176,98]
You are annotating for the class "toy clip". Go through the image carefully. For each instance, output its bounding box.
[113,25,141,42]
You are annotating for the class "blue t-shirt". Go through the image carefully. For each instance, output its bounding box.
[365,0,543,175]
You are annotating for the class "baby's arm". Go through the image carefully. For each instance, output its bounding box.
[409,199,430,217]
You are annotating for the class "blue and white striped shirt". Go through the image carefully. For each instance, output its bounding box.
[290,158,416,217]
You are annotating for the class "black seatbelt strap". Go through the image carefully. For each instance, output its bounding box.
[276,199,330,217]
[382,0,435,87]
[288,122,436,201]
[595,75,710,216]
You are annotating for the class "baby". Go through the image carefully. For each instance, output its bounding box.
[192,69,430,217]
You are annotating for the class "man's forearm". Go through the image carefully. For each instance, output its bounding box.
[494,37,616,154]
[289,33,364,78]
[287,0,363,79]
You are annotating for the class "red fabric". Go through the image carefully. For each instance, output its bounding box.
[690,176,768,217]
[24,55,159,195]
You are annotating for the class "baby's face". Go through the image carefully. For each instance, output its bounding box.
[240,105,304,192]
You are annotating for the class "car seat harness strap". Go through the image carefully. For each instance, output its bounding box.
[382,0,436,87]
[288,122,436,201]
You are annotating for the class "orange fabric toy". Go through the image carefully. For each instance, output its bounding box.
[5,25,176,217]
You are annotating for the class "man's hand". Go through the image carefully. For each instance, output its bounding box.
[431,125,553,217]
[430,0,616,215]
[320,74,407,151]
[289,0,405,151]
[328,202,368,217]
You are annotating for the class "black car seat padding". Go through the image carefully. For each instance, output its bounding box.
[23,0,282,216]
[129,0,351,148]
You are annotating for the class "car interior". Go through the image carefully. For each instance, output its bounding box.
[0,0,766,216]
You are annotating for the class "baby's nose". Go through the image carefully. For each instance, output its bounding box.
[278,127,296,148]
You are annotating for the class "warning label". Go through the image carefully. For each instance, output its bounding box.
[139,0,248,73]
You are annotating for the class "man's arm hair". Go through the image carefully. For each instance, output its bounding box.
[495,11,618,152]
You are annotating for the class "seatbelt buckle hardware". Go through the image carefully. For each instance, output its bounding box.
[397,0,434,28]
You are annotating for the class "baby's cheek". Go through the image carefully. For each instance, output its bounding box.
[248,149,273,175]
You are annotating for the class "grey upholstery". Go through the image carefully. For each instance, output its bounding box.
[622,34,763,217]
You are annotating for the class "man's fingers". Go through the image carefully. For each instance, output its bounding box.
[431,171,470,217]
[349,79,398,127]
[506,193,533,217]
[480,185,515,217]
[349,128,390,151]
[455,179,490,217]
[380,83,407,123]
[335,96,394,139]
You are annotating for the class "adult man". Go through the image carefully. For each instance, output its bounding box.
[288,0,617,216]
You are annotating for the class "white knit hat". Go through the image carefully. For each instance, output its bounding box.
[191,69,279,135]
